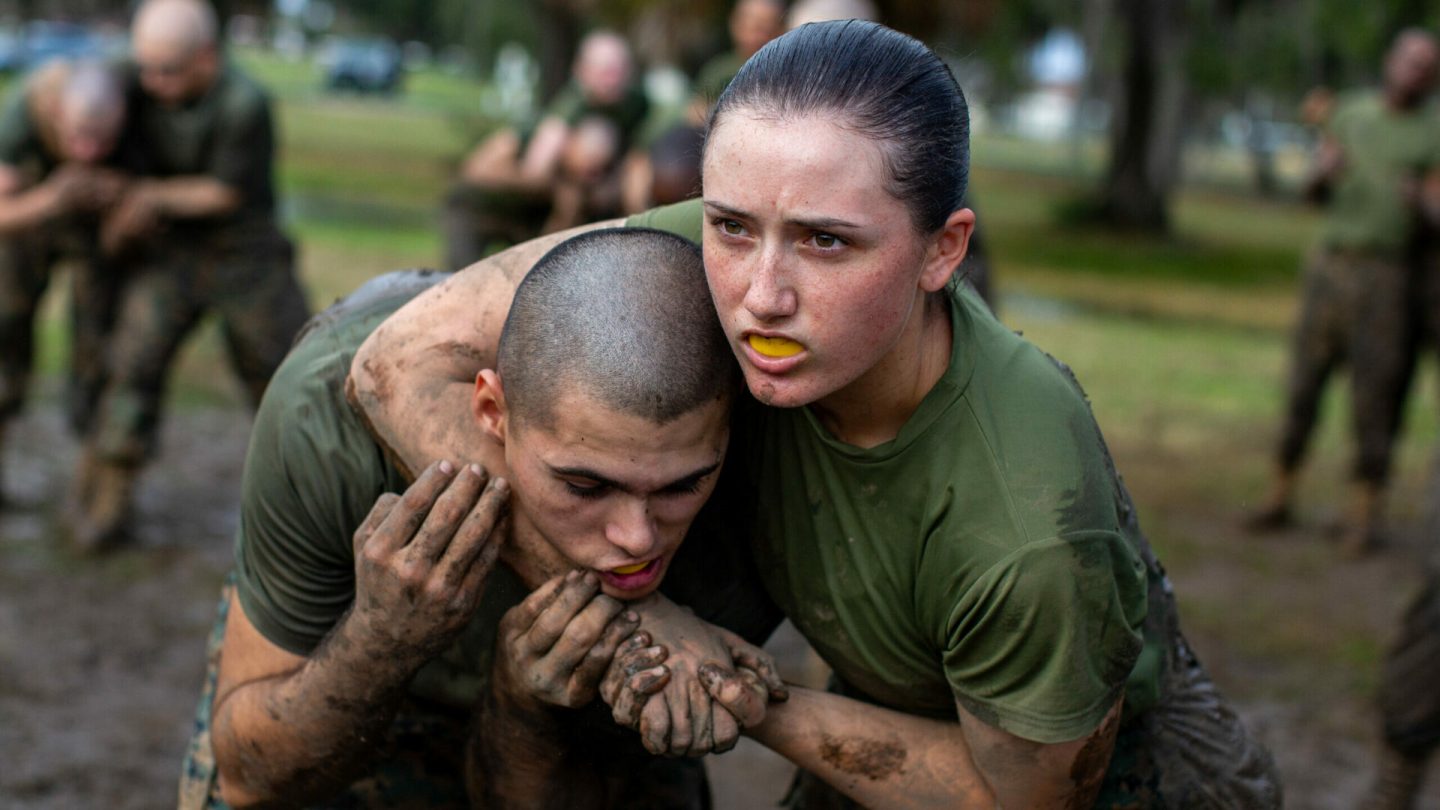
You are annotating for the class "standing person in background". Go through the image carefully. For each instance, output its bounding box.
[68,0,309,552]
[0,60,131,506]
[445,31,649,268]
[1247,30,1440,556]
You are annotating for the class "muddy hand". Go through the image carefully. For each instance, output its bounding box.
[349,460,508,670]
[606,596,766,757]
[494,570,647,713]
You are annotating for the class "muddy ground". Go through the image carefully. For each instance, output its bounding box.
[1,402,1438,809]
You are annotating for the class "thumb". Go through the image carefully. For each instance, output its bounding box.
[699,663,768,728]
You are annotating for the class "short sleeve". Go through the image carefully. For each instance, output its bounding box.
[232,340,380,655]
[207,86,274,201]
[940,531,1145,743]
[626,198,703,243]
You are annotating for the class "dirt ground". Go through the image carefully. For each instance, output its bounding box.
[1,402,1439,809]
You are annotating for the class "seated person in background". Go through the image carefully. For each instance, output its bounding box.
[0,59,131,506]
[444,31,649,268]
[541,116,625,234]
[182,228,785,809]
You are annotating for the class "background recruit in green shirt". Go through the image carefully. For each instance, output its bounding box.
[630,199,1161,744]
[123,62,278,231]
[1321,91,1440,257]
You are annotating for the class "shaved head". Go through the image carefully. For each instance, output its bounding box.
[58,62,125,163]
[132,0,220,105]
[786,0,876,28]
[497,228,736,429]
[574,30,634,106]
[133,0,218,55]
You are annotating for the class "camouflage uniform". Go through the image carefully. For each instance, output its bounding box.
[86,62,308,467]
[1276,249,1414,485]
[444,81,649,269]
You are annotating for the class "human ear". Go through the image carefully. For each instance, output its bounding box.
[918,207,976,293]
[472,369,508,444]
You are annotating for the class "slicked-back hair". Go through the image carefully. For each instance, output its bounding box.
[497,227,737,430]
[707,19,968,235]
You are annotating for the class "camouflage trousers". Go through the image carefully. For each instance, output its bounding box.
[441,181,552,271]
[87,226,309,465]
[1277,248,1414,484]
[0,227,121,433]
[180,581,713,809]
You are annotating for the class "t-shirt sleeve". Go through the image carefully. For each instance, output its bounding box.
[232,344,368,656]
[938,532,1145,744]
[0,81,38,167]
[626,198,703,243]
[208,86,275,201]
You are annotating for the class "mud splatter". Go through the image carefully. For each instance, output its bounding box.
[818,733,907,781]
[1065,705,1121,809]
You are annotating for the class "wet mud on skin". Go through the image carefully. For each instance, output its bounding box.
[4,406,1440,808]
[818,733,907,781]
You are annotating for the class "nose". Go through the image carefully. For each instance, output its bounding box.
[742,243,797,322]
[605,497,660,559]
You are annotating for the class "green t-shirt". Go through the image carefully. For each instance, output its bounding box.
[234,271,780,708]
[125,62,277,232]
[1321,92,1440,255]
[526,80,651,152]
[629,200,1160,744]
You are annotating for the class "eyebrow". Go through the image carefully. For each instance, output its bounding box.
[703,200,864,232]
[549,461,723,495]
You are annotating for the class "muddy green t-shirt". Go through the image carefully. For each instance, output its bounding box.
[524,80,651,151]
[629,200,1156,743]
[1322,92,1440,255]
[234,272,780,707]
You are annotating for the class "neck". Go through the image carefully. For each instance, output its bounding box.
[809,292,952,448]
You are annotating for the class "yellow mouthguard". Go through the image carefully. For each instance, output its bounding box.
[613,562,649,575]
[748,335,803,358]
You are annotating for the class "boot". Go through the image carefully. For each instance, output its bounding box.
[1360,743,1428,810]
[1340,481,1385,558]
[67,457,137,554]
[1244,467,1296,533]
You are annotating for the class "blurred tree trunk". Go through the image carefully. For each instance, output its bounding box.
[1096,0,1189,232]
[536,0,586,104]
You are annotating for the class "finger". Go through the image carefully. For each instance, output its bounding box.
[572,608,640,692]
[721,629,789,702]
[404,462,487,564]
[686,675,714,757]
[499,573,568,644]
[438,474,511,586]
[699,663,770,728]
[352,492,400,556]
[611,666,669,729]
[523,570,600,654]
[600,632,652,705]
[640,692,672,755]
[711,701,740,754]
[371,460,457,554]
[666,678,695,756]
[537,595,625,692]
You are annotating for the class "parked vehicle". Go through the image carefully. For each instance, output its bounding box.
[322,37,403,95]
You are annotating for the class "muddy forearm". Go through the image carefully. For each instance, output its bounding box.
[212,614,421,808]
[744,687,995,809]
